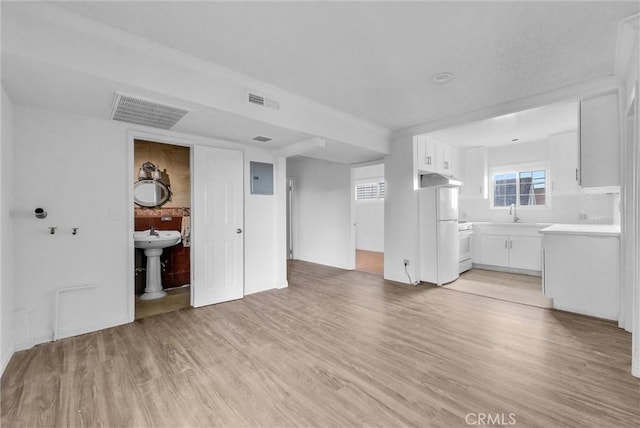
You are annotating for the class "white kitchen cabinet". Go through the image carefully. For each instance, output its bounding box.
[440,144,452,175]
[476,234,509,266]
[579,92,619,188]
[416,136,459,178]
[450,147,461,181]
[416,135,437,172]
[460,147,487,199]
[472,223,544,274]
[549,131,579,194]
[541,227,619,320]
[509,236,542,271]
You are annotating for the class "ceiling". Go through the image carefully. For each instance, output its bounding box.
[1,53,308,145]
[54,1,639,130]
[429,101,579,148]
[2,1,637,165]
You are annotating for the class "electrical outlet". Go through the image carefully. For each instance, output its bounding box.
[403,259,410,266]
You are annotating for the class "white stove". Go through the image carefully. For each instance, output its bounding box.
[458,222,473,273]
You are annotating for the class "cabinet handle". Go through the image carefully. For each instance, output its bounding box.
[427,155,431,165]
[505,240,508,249]
[444,161,449,169]
[575,168,579,182]
[510,240,513,249]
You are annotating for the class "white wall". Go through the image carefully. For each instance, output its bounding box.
[287,156,353,269]
[384,135,420,284]
[11,105,285,351]
[243,149,278,295]
[459,134,619,224]
[354,164,384,252]
[355,203,384,252]
[1,87,15,374]
[618,22,639,377]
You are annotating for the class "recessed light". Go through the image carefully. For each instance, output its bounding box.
[432,72,454,84]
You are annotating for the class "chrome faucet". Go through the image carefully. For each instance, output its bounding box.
[509,203,520,223]
[149,225,159,236]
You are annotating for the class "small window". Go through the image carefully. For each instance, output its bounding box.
[355,181,385,201]
[492,168,547,207]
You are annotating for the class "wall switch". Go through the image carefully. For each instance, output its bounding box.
[403,259,410,266]
[579,213,588,220]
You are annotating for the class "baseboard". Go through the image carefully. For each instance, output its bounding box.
[276,280,288,289]
[56,316,130,341]
[14,316,130,351]
[472,263,542,277]
[384,271,411,284]
[244,284,276,296]
[1,343,15,376]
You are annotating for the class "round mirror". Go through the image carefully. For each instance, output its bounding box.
[133,179,172,208]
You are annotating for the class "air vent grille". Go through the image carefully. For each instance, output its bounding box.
[252,136,272,143]
[248,91,280,110]
[110,93,190,129]
[248,93,265,106]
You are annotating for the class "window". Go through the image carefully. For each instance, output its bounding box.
[492,169,547,207]
[355,181,385,201]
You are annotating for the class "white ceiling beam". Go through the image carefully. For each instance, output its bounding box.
[1,2,391,155]
[277,138,326,158]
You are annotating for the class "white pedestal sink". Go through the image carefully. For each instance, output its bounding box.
[134,229,182,300]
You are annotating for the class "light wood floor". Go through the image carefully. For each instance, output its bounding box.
[135,286,191,320]
[356,249,384,275]
[445,268,553,308]
[2,260,638,427]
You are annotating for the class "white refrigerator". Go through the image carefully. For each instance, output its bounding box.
[419,186,460,285]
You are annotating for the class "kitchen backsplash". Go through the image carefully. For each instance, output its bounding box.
[459,192,619,224]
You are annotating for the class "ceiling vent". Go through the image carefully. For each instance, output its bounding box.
[247,91,280,110]
[110,93,191,129]
[252,136,273,143]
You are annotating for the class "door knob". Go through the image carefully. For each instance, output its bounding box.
[236,228,243,234]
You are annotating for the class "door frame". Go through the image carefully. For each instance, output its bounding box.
[351,161,385,273]
[127,130,198,322]
[286,177,294,259]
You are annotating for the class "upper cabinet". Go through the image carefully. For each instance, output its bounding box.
[460,147,487,199]
[416,136,460,178]
[549,131,579,195]
[579,92,620,188]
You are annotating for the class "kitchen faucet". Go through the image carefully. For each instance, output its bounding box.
[509,203,520,223]
[149,225,159,236]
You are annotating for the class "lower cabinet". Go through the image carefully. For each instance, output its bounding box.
[542,233,619,320]
[476,234,509,267]
[472,225,544,273]
[509,236,543,271]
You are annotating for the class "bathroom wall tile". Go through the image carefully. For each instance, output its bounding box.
[134,207,190,218]
[174,272,190,287]
[173,254,190,273]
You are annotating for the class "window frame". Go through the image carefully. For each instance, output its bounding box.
[489,162,551,209]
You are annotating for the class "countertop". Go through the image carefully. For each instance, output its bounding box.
[539,224,621,237]
[470,222,552,228]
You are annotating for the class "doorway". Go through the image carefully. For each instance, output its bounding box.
[133,140,192,319]
[353,163,385,275]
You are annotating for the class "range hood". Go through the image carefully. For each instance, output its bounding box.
[420,173,463,188]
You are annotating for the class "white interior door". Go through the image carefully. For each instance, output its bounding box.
[193,145,244,307]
